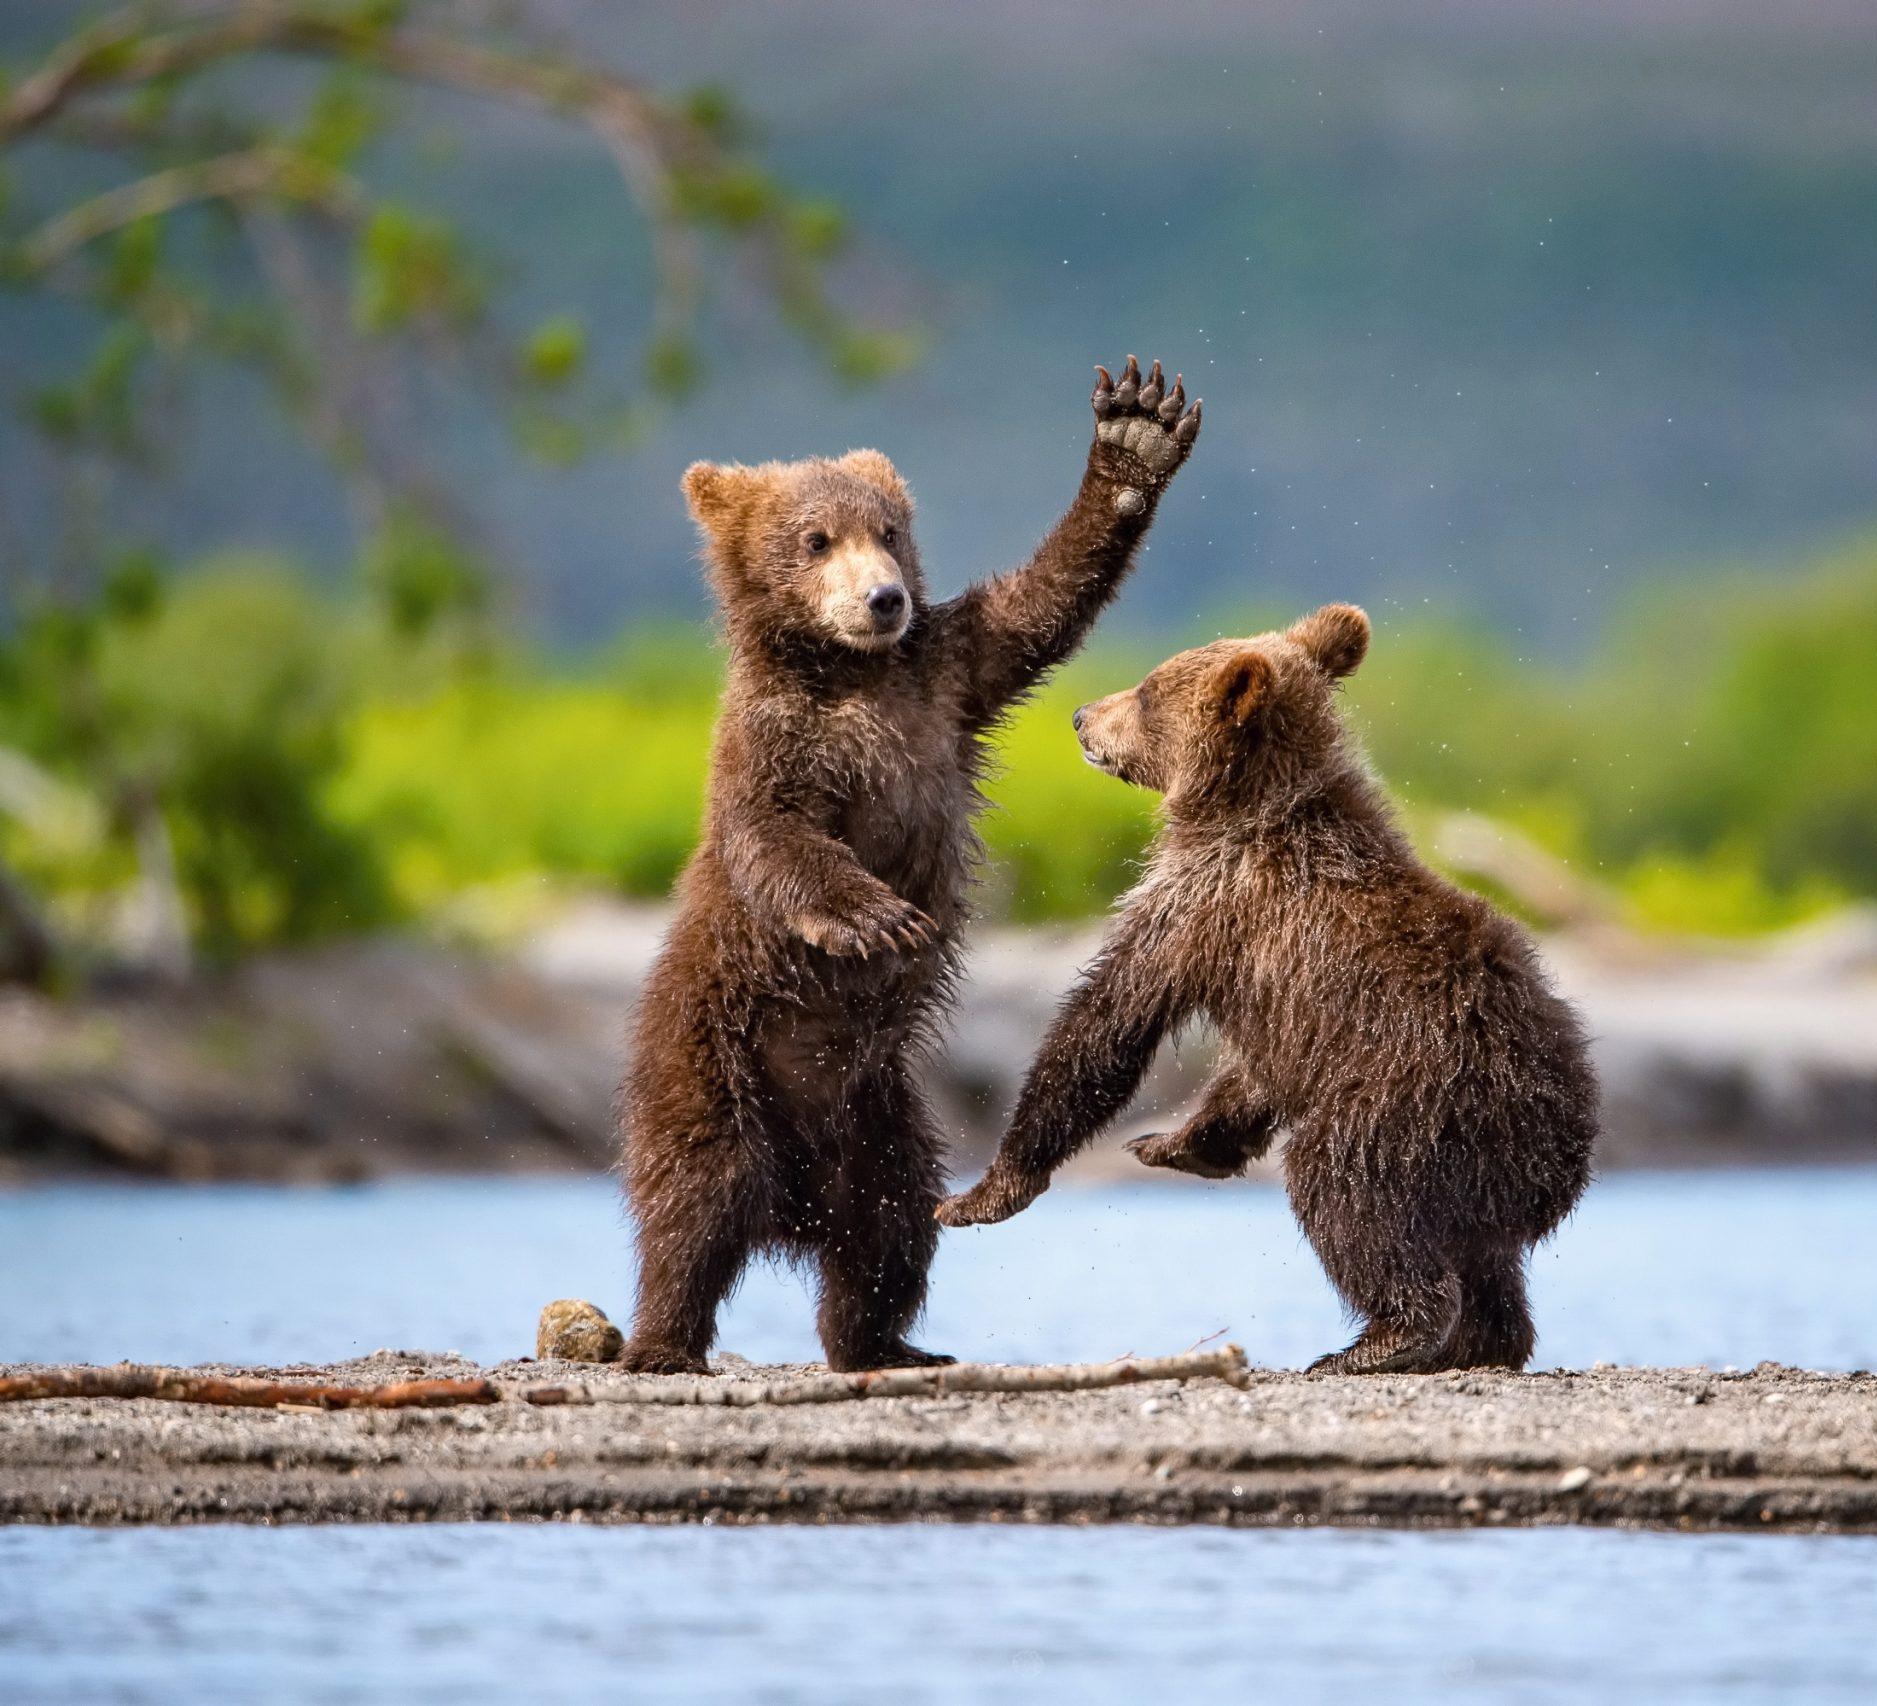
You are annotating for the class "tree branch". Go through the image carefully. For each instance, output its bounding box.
[19,147,364,273]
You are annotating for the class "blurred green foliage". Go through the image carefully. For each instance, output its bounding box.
[3,538,1873,959]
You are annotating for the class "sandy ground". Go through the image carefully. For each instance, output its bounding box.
[5,1354,1874,1533]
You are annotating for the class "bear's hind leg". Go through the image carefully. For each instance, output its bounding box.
[814,1069,954,1373]
[620,1122,767,1376]
[1440,1254,1536,1371]
[1126,1064,1278,1179]
[1307,1268,1462,1375]
[1287,1132,1462,1375]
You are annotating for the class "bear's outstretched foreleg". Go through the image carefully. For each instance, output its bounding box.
[944,354,1201,726]
[1126,1064,1279,1179]
[814,1067,953,1371]
[938,915,1184,1227]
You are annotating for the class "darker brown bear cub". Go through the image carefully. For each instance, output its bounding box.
[620,358,1202,1373]
[938,605,1597,1374]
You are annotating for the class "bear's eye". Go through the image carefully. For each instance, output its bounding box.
[805,531,830,555]
[881,524,899,549]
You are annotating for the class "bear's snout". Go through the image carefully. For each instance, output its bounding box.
[813,538,911,650]
[866,583,907,627]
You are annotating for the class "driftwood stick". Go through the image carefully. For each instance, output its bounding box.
[520,1346,1250,1407]
[0,1367,500,1409]
[1,1348,1248,1411]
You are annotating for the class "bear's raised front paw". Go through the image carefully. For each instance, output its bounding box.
[1092,354,1201,499]
[616,1339,712,1376]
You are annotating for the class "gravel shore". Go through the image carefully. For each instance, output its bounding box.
[5,1354,1873,1533]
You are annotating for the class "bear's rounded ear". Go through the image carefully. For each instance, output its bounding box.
[838,448,911,508]
[681,461,755,533]
[1212,649,1274,727]
[1288,603,1370,679]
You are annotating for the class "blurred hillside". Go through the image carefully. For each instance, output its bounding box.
[5,0,1876,645]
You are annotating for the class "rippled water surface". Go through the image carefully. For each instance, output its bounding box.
[6,1168,1877,1371]
[4,1524,1875,1705]
[4,1169,1875,1703]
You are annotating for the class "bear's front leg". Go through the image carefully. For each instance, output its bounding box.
[934,1159,1049,1228]
[938,918,1182,1229]
[944,353,1202,724]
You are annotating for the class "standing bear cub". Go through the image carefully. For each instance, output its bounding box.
[621,358,1202,1373]
[938,605,1597,1374]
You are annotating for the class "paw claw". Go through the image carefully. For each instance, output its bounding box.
[1158,376,1185,422]
[1114,353,1140,407]
[1138,359,1163,412]
[1092,365,1114,418]
[1175,399,1202,444]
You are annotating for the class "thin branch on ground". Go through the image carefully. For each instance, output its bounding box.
[0,1366,501,1408]
[0,1348,1249,1410]
[522,1346,1252,1407]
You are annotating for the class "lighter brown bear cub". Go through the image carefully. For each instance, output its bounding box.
[939,605,1597,1374]
[620,358,1201,1374]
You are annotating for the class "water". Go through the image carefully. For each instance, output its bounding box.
[5,1169,1877,1372]
[3,1524,1874,1706]
[4,1169,1876,1703]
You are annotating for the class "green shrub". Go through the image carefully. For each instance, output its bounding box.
[5,537,1873,955]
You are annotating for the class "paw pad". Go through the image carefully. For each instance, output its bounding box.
[1093,355,1201,479]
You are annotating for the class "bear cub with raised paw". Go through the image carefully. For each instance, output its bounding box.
[939,605,1597,1375]
[619,357,1200,1375]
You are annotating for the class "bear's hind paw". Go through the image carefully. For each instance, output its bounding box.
[1124,1131,1244,1180]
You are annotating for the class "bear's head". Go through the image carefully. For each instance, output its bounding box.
[682,450,923,654]
[1073,604,1371,813]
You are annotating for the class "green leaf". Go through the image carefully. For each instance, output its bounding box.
[786,199,848,260]
[671,163,777,229]
[830,325,922,387]
[644,333,701,399]
[522,313,586,387]
[105,217,163,302]
[101,548,166,627]
[681,84,745,143]
[301,73,382,170]
[361,510,490,638]
[512,407,586,466]
[352,204,482,334]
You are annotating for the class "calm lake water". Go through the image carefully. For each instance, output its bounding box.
[4,1169,1876,1704]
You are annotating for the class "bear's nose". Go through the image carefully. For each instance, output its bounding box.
[866,583,907,624]
[1073,705,1088,733]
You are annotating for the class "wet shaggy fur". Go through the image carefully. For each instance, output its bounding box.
[620,358,1202,1374]
[938,605,1597,1374]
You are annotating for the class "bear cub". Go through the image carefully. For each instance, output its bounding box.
[939,604,1597,1374]
[620,358,1201,1374]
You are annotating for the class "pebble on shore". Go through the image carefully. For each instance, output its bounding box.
[535,1299,624,1363]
